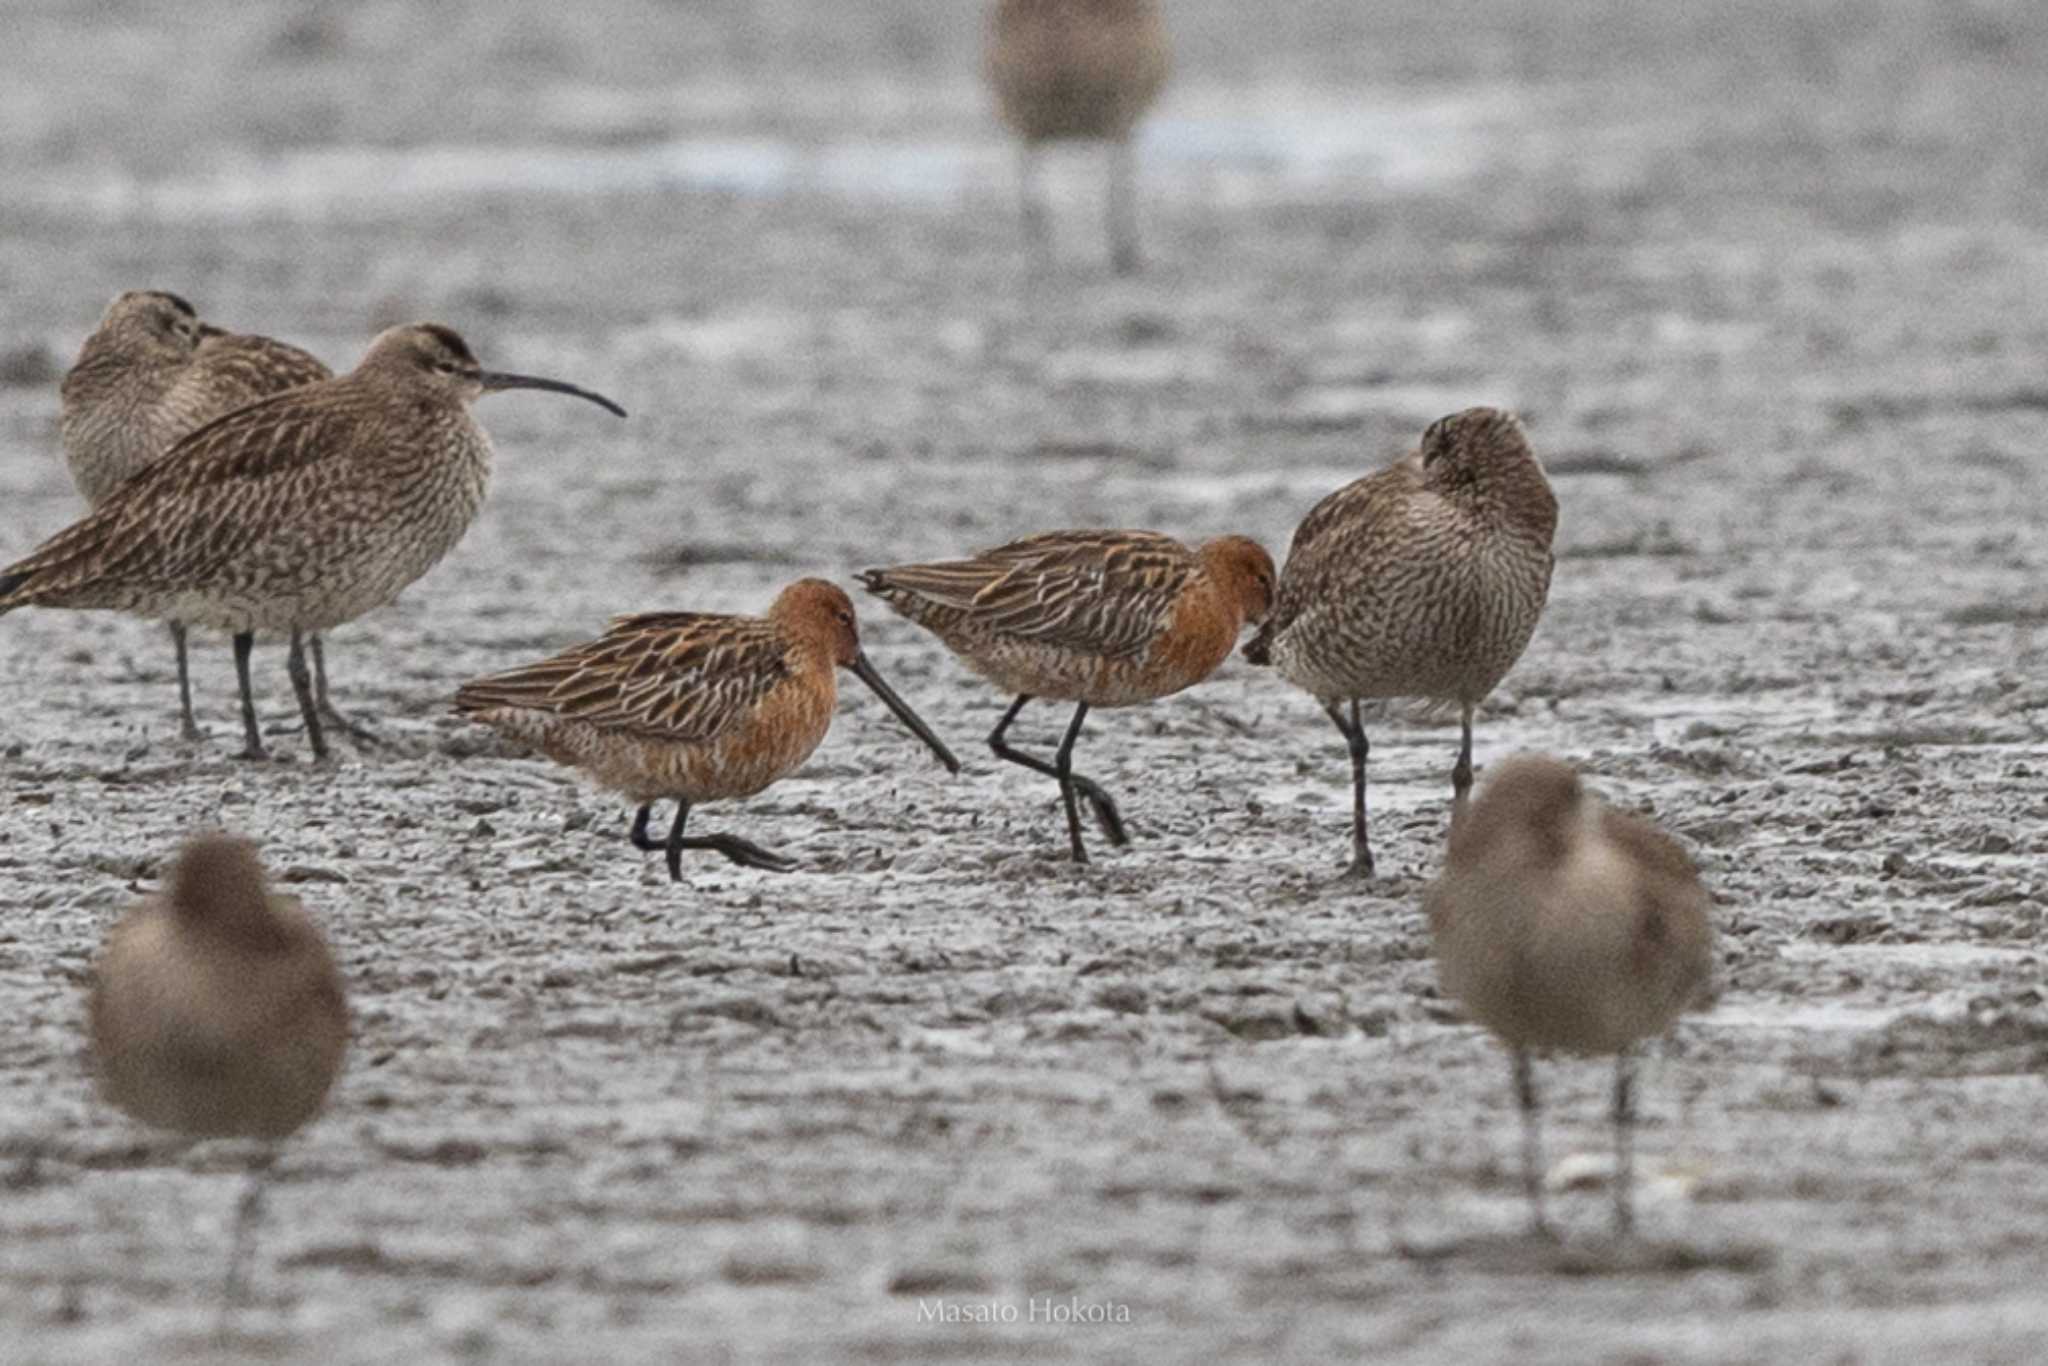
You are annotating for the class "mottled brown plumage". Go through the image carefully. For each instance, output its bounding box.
[170,327,335,438]
[456,579,960,882]
[169,327,364,741]
[1245,407,1558,876]
[5,322,624,761]
[862,529,1273,863]
[1426,754,1713,1236]
[59,291,206,505]
[89,831,349,1324]
[986,0,1171,273]
[80,306,337,741]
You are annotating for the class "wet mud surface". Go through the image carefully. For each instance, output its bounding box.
[2,1,2047,1361]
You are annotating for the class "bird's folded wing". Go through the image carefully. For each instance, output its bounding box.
[0,390,373,603]
[881,529,1193,659]
[456,613,790,742]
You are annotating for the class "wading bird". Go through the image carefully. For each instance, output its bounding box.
[986,0,1171,273]
[62,292,337,738]
[89,832,349,1333]
[455,578,961,881]
[1425,754,1713,1235]
[862,529,1273,863]
[4,322,624,760]
[1244,407,1557,876]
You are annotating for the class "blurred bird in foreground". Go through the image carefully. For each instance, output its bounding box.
[5,322,624,761]
[862,529,1273,863]
[1245,407,1558,877]
[89,832,350,1332]
[986,0,1171,273]
[455,578,961,882]
[1426,755,1713,1236]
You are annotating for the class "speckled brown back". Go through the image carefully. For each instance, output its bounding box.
[2,324,495,636]
[1248,407,1558,707]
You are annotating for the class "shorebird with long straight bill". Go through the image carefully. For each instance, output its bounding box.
[1426,755,1713,1236]
[1245,407,1558,877]
[455,579,960,882]
[862,529,1272,863]
[3,323,624,761]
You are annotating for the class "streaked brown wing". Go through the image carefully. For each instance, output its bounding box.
[1260,463,1423,638]
[877,529,1193,660]
[455,613,791,743]
[0,385,374,603]
[189,333,334,405]
[1283,458,1419,568]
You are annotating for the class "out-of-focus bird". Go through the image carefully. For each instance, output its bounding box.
[88,832,350,1330]
[986,0,1171,273]
[1425,754,1714,1236]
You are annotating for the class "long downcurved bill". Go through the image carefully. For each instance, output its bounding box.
[848,652,962,774]
[478,371,628,418]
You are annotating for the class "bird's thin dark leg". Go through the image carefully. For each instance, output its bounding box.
[217,1144,279,1341]
[629,804,661,852]
[1323,699,1373,877]
[1019,141,1050,267]
[1052,702,1103,863]
[284,629,328,761]
[663,802,689,882]
[1515,1049,1552,1239]
[1612,1047,1637,1238]
[658,800,799,881]
[987,696,1127,845]
[232,632,266,762]
[1107,135,1141,275]
[1452,701,1476,805]
[310,634,381,749]
[169,621,201,741]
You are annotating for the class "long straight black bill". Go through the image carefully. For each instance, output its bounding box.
[849,653,961,774]
[477,370,627,418]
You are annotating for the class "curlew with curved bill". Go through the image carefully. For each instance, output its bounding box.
[5,322,625,761]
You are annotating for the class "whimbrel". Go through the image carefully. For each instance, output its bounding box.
[455,579,961,881]
[4,323,625,761]
[862,529,1273,862]
[1425,754,1713,1235]
[986,0,1171,274]
[1244,407,1557,876]
[88,832,349,1331]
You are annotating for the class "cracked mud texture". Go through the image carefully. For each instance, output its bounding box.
[2,0,2048,1362]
